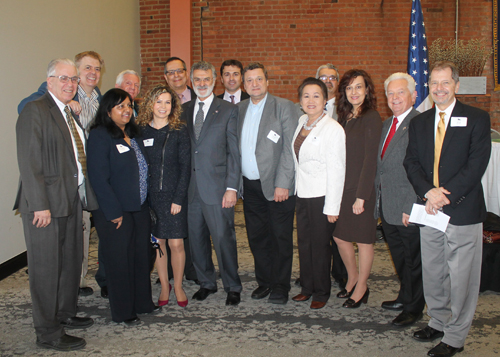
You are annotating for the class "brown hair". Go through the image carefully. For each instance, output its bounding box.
[136,85,183,130]
[336,69,377,125]
[74,51,104,68]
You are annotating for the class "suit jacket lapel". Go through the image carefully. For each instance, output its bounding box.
[257,94,275,145]
[382,109,417,161]
[197,97,221,143]
[46,95,76,160]
[238,100,250,142]
[441,100,462,156]
[185,100,196,141]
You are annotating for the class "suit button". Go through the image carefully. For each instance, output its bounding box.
[195,151,198,154]
[74,174,77,178]
[193,168,196,171]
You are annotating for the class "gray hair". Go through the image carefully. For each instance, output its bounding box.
[47,58,77,77]
[190,61,217,81]
[116,69,141,86]
[384,72,416,95]
[315,63,339,79]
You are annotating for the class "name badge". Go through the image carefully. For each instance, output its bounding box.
[143,138,154,147]
[267,130,280,143]
[450,117,467,127]
[116,144,130,153]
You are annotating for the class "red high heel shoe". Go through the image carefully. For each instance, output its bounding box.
[158,283,172,307]
[175,287,188,308]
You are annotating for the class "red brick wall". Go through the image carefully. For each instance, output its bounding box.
[139,0,499,129]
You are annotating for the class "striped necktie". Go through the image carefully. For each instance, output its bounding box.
[64,106,87,177]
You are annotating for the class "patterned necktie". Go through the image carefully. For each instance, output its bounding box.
[230,95,235,104]
[381,117,398,159]
[433,112,446,187]
[194,102,205,140]
[64,106,87,177]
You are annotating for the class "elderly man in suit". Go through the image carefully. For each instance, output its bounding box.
[374,73,425,327]
[404,61,491,357]
[181,61,242,306]
[115,69,141,115]
[238,62,298,304]
[217,59,250,104]
[14,58,98,351]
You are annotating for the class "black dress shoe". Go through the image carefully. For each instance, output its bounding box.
[381,300,404,311]
[251,286,271,299]
[268,291,288,304]
[337,283,356,298]
[226,292,241,306]
[342,288,369,308]
[101,286,109,298]
[60,316,94,329]
[413,326,444,342]
[36,334,86,351]
[427,342,464,357]
[192,288,217,301]
[123,317,141,326]
[392,311,423,327]
[78,287,93,296]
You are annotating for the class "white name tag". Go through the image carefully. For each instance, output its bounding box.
[450,117,467,127]
[143,138,154,147]
[267,130,280,143]
[116,144,130,153]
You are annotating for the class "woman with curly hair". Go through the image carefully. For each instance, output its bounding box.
[333,69,382,308]
[137,85,191,307]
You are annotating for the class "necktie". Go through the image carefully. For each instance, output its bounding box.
[194,102,205,140]
[381,117,398,159]
[64,106,87,177]
[433,112,446,187]
[230,95,235,104]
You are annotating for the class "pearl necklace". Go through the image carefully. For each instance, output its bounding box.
[303,113,324,131]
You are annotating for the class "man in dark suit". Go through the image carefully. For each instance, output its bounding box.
[181,61,242,306]
[404,61,491,357]
[217,59,250,104]
[14,58,98,351]
[374,73,424,327]
[238,62,298,304]
[164,57,196,104]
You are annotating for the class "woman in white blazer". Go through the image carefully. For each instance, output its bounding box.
[291,78,346,309]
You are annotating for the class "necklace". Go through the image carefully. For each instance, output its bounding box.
[303,113,324,130]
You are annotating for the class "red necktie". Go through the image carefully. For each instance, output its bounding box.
[381,117,398,159]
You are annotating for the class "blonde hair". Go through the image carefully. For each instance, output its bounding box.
[136,85,183,130]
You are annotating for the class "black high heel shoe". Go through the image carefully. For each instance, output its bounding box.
[342,288,369,308]
[337,283,357,298]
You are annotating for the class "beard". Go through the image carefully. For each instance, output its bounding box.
[193,82,215,99]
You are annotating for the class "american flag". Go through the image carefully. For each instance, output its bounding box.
[407,0,433,111]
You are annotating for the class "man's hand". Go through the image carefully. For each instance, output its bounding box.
[402,213,410,227]
[352,198,365,215]
[425,187,451,215]
[171,203,182,215]
[33,210,51,228]
[222,190,237,208]
[327,215,338,223]
[68,100,82,115]
[274,187,289,202]
[111,216,123,229]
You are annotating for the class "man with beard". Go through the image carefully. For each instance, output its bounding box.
[217,59,249,104]
[180,61,242,306]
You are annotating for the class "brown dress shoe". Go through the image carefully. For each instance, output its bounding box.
[310,301,326,309]
[292,293,311,302]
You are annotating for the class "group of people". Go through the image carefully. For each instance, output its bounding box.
[15,50,490,357]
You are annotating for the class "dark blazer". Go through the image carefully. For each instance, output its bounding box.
[237,94,298,201]
[217,91,250,102]
[181,96,240,205]
[18,81,102,115]
[404,100,491,225]
[87,126,149,221]
[374,108,419,225]
[14,92,98,216]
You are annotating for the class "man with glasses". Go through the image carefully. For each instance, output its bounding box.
[15,58,98,351]
[17,51,105,298]
[316,63,340,120]
[164,57,196,104]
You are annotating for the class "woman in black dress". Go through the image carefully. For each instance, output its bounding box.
[137,85,191,307]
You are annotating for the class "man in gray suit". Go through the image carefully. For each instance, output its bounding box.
[238,62,298,304]
[374,73,425,327]
[15,58,98,351]
[181,61,242,306]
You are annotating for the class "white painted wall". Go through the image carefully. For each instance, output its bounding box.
[0,0,140,265]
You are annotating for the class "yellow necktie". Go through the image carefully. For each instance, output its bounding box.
[433,112,446,187]
[64,106,87,177]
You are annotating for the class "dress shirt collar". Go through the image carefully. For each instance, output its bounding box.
[249,93,268,112]
[434,98,456,132]
[179,87,192,103]
[223,89,242,103]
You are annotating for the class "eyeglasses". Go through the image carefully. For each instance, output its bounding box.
[319,75,338,82]
[165,69,186,76]
[49,75,80,84]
